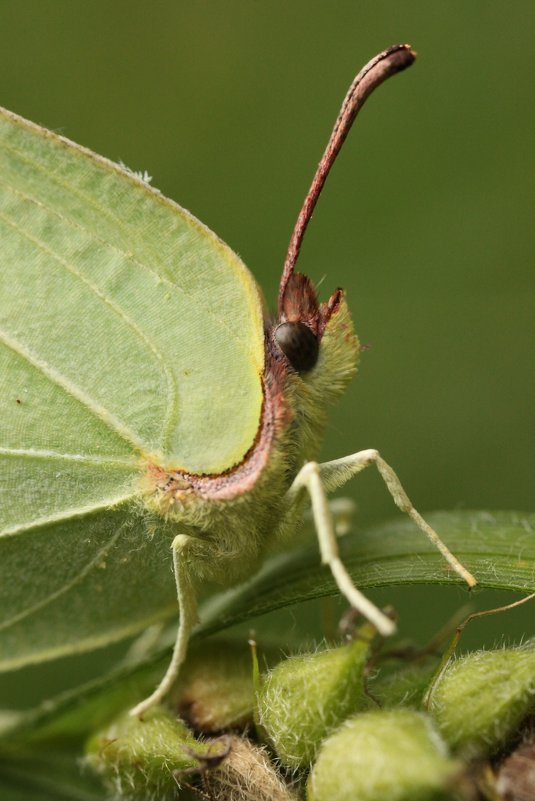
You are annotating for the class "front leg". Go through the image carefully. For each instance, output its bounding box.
[287,449,477,637]
[130,533,198,717]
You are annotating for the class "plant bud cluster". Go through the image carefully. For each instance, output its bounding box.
[86,638,535,800]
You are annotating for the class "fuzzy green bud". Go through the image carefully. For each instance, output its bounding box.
[429,646,535,758]
[307,709,459,801]
[258,637,370,769]
[370,660,438,709]
[86,707,202,800]
[170,639,256,732]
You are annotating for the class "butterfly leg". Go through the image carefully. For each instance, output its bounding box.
[130,533,198,717]
[288,449,477,637]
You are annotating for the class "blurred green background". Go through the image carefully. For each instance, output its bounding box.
[1,2,534,706]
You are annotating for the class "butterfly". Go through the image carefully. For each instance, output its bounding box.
[0,44,475,718]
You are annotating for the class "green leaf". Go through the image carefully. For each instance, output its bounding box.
[0,105,264,669]
[0,659,165,748]
[0,750,103,801]
[198,510,535,634]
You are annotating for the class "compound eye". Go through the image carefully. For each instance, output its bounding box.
[274,321,319,373]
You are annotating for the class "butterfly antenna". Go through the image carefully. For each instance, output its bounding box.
[278,43,416,313]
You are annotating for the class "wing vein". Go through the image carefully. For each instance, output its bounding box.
[0,446,137,467]
[0,504,137,631]
[0,203,178,452]
[0,327,146,452]
[0,145,261,365]
[0,491,138,539]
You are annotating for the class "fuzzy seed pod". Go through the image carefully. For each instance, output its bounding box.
[169,639,257,732]
[495,725,535,801]
[307,709,459,801]
[370,660,438,709]
[85,707,203,801]
[429,646,535,758]
[258,638,370,769]
[204,734,300,801]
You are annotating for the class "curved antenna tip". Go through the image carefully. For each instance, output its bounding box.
[278,43,417,312]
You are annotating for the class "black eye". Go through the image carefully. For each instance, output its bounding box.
[274,321,319,373]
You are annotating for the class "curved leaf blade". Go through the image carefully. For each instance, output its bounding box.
[199,510,535,634]
[0,751,102,801]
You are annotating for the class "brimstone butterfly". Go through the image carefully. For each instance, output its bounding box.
[0,44,475,717]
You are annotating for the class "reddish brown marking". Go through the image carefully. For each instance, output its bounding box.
[318,287,342,337]
[144,283,349,507]
[280,272,320,328]
[278,270,343,343]
[145,336,291,503]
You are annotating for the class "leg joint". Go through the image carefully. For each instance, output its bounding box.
[172,533,192,554]
[360,448,380,463]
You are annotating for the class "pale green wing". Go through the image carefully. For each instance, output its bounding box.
[0,106,265,668]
